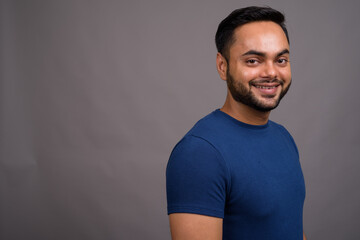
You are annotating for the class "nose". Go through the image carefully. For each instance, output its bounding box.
[260,61,277,79]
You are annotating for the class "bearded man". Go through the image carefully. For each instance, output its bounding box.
[166,6,307,240]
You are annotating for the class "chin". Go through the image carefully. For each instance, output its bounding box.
[252,96,282,112]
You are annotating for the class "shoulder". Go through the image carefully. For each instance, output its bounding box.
[169,110,231,165]
[269,120,292,137]
[168,134,223,169]
[269,120,299,155]
[187,110,224,136]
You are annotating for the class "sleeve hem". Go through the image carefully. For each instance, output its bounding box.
[167,205,224,218]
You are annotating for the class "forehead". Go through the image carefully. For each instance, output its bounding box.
[230,21,289,55]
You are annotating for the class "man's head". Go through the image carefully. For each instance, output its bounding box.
[215,6,289,62]
[216,7,291,112]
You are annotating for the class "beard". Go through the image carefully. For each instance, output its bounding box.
[226,70,291,112]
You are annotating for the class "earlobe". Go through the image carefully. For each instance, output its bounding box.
[216,53,227,81]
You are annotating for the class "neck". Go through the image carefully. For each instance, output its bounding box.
[220,93,270,125]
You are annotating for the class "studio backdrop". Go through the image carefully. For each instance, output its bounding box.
[1,0,360,239]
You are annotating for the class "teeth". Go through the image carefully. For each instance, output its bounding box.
[255,86,276,89]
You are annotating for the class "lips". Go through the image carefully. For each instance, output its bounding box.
[251,80,283,95]
[253,85,279,89]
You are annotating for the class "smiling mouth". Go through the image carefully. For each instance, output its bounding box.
[250,80,283,97]
[254,85,279,89]
[250,79,284,91]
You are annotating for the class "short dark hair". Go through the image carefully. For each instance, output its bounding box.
[215,6,289,61]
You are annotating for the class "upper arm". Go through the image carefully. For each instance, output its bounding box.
[166,136,229,239]
[169,213,223,240]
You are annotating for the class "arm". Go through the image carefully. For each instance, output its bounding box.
[303,232,307,240]
[169,213,223,240]
[167,136,228,239]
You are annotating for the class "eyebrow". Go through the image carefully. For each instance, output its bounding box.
[242,49,290,57]
[276,49,290,57]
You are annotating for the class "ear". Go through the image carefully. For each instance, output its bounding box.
[216,52,227,81]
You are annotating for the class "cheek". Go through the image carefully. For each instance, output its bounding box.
[279,66,291,80]
[238,68,259,81]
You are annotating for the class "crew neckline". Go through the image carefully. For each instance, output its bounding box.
[214,109,270,130]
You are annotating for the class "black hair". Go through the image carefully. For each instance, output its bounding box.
[215,6,289,61]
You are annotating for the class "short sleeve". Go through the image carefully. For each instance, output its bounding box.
[166,135,229,218]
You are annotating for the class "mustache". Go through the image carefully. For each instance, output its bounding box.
[249,79,285,85]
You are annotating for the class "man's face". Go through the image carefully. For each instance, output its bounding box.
[225,21,291,112]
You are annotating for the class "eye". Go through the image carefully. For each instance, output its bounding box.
[277,58,289,65]
[246,59,260,65]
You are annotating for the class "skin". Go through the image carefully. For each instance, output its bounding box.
[169,213,222,240]
[169,21,305,239]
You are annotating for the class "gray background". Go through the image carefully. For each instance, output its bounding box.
[1,0,359,239]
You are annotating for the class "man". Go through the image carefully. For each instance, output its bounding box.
[166,6,306,240]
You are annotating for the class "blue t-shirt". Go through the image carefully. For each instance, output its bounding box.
[166,109,305,240]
